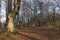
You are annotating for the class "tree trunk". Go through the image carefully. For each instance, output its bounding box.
[7,0,20,32]
[7,16,14,32]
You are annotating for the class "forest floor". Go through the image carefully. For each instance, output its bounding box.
[0,26,60,40]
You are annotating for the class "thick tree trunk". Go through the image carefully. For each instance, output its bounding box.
[7,16,14,32]
[7,0,20,32]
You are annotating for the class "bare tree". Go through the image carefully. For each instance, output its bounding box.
[6,0,20,32]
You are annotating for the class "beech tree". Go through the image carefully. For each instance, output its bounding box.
[7,0,20,32]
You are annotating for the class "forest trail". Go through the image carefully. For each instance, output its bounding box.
[0,27,60,40]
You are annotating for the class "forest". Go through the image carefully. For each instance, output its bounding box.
[0,0,60,40]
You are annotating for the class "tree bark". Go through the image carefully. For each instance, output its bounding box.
[7,16,14,32]
[7,0,20,32]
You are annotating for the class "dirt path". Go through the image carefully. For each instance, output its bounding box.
[0,27,60,40]
[16,27,60,40]
[16,29,48,40]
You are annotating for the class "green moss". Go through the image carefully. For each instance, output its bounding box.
[0,32,3,35]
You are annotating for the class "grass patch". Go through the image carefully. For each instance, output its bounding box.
[0,32,3,35]
[4,31,12,37]
[3,31,20,37]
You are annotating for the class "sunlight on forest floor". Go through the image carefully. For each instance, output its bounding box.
[0,27,60,40]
